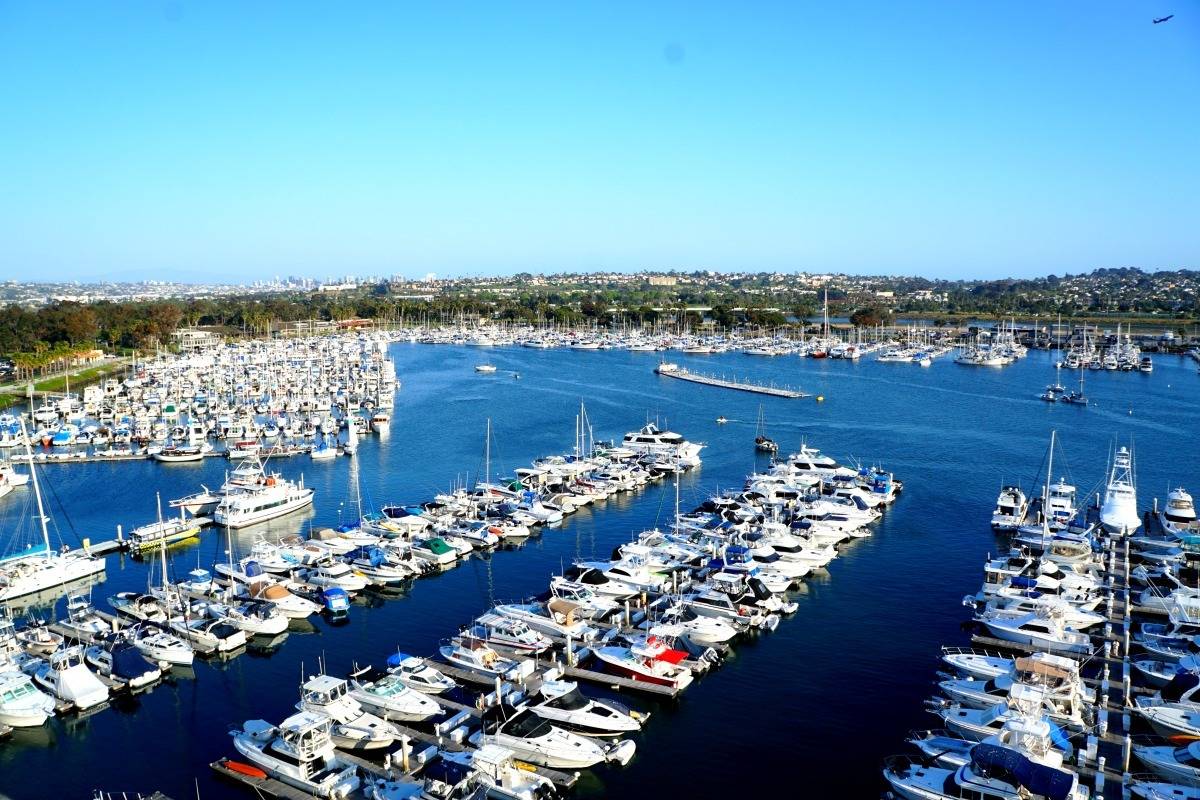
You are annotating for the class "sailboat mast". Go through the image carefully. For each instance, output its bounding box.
[18,418,51,556]
[1041,431,1055,546]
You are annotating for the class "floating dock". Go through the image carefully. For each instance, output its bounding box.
[654,362,809,398]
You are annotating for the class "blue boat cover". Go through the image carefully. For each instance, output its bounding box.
[386,652,414,668]
[244,561,264,578]
[1010,576,1038,590]
[1046,720,1073,756]
[1162,670,1200,702]
[424,759,471,786]
[112,642,155,680]
[322,587,349,607]
[970,743,1073,800]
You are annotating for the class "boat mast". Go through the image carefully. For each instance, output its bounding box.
[1041,430,1055,548]
[18,417,52,559]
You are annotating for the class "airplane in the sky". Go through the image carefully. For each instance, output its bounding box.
[1153,14,1175,23]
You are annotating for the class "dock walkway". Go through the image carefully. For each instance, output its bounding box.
[654,363,809,398]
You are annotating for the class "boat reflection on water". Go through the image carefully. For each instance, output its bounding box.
[2,574,105,619]
[246,632,290,657]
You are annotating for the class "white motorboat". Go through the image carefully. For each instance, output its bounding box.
[1161,487,1199,535]
[295,561,368,593]
[593,634,694,691]
[0,668,56,727]
[650,603,739,645]
[411,537,458,566]
[127,624,195,666]
[460,613,553,655]
[26,645,109,710]
[548,578,621,620]
[240,576,321,619]
[441,744,557,800]
[621,423,703,468]
[494,600,598,643]
[472,705,635,769]
[1135,740,1200,788]
[978,607,1093,655]
[347,666,442,722]
[528,679,645,737]
[296,674,398,751]
[231,712,361,798]
[385,652,456,695]
[884,741,1088,800]
[1100,444,1140,534]
[439,638,523,680]
[991,486,1029,531]
[214,473,314,528]
[84,639,162,689]
[58,594,118,642]
[200,598,290,636]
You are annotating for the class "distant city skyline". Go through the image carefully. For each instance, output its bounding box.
[1,2,1197,283]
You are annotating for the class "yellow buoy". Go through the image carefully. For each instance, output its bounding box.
[816,395,824,402]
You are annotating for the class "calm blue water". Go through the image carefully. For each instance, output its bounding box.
[1,345,1197,799]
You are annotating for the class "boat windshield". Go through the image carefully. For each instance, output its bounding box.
[502,711,552,738]
[548,688,589,710]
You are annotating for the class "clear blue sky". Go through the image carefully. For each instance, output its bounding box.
[1,1,1197,283]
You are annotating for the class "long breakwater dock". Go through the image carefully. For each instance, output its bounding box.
[654,362,810,398]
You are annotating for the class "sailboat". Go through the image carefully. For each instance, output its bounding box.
[0,420,106,603]
[754,405,778,454]
[1060,370,1088,406]
[1100,442,1140,534]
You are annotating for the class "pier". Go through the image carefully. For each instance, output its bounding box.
[963,516,1137,800]
[653,362,809,398]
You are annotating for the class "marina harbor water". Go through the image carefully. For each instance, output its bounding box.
[0,339,1197,799]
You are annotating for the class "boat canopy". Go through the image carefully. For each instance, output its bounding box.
[386,652,416,669]
[0,543,51,564]
[969,743,1074,800]
[112,642,156,680]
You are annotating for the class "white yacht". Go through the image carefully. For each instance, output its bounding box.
[0,667,56,727]
[884,741,1089,800]
[296,674,398,751]
[472,705,635,769]
[978,607,1093,655]
[214,472,314,528]
[231,712,361,798]
[441,745,557,800]
[1160,487,1198,535]
[439,638,522,680]
[385,652,456,695]
[528,679,646,737]
[26,645,109,710]
[1100,444,1140,534]
[493,600,598,643]
[347,666,442,722]
[991,486,1029,531]
[621,424,703,467]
